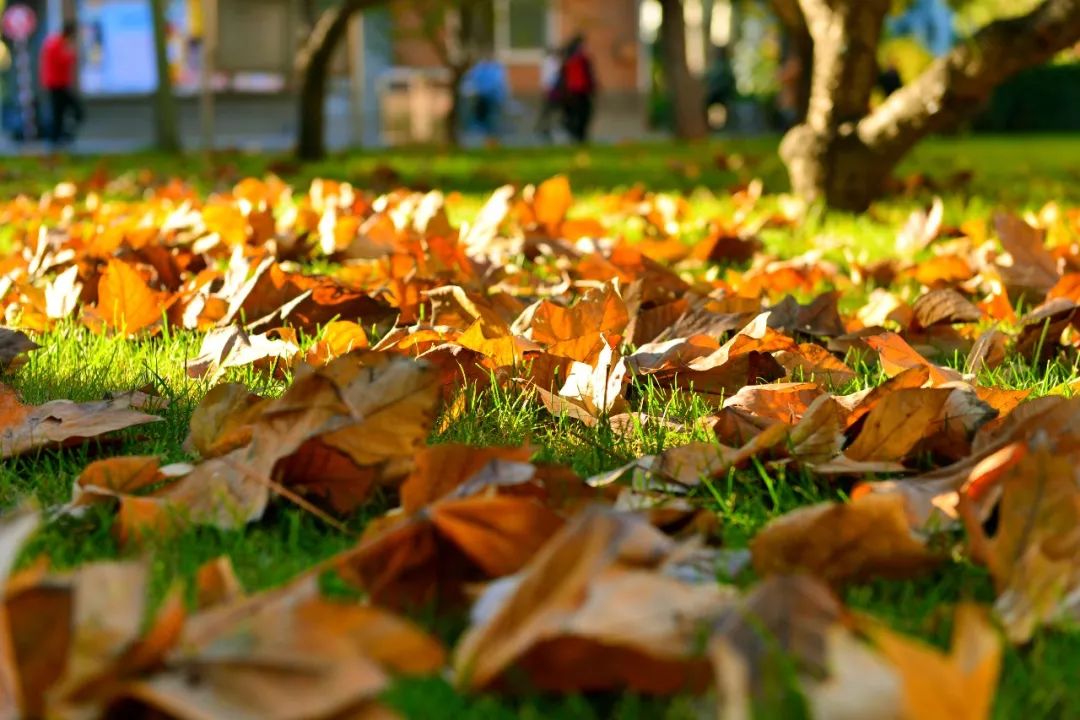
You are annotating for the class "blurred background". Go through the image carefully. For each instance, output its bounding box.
[1,0,1079,154]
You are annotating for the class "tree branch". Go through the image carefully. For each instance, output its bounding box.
[798,0,891,132]
[859,0,1080,155]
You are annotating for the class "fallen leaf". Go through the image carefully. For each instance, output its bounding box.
[0,329,39,373]
[994,212,1058,294]
[845,387,952,463]
[860,604,1001,720]
[911,289,981,328]
[751,493,940,586]
[959,438,1080,641]
[337,449,563,608]
[865,332,960,386]
[0,385,162,459]
[121,575,443,720]
[722,382,823,425]
[186,326,299,382]
[454,508,734,693]
[90,259,171,335]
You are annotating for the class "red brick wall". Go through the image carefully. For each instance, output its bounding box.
[556,0,640,94]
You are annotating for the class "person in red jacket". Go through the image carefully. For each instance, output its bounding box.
[560,34,596,144]
[40,21,83,144]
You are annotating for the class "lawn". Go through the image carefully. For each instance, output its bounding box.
[1,135,1079,718]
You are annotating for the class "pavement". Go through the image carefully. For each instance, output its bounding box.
[0,91,654,157]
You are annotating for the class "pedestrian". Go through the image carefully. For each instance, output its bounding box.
[535,46,562,142]
[462,49,509,144]
[704,44,736,129]
[560,34,595,144]
[40,20,83,146]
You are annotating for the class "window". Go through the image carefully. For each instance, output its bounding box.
[504,0,548,52]
[459,0,550,60]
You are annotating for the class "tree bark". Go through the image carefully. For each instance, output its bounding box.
[296,0,379,161]
[781,0,1080,211]
[770,0,812,122]
[444,64,467,147]
[151,0,181,153]
[660,0,709,140]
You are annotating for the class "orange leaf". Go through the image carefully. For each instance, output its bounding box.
[93,259,170,335]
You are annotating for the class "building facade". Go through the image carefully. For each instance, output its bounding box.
[3,0,664,149]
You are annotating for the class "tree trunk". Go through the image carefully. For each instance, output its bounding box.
[296,0,378,161]
[770,0,812,122]
[444,64,466,148]
[781,0,1080,211]
[150,0,181,153]
[660,0,709,140]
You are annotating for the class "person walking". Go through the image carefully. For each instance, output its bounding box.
[40,20,83,145]
[535,46,562,142]
[560,35,595,144]
[462,50,509,144]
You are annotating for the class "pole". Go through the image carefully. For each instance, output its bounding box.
[346,11,364,148]
[151,0,181,151]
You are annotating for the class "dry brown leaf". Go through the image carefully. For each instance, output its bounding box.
[4,560,184,718]
[533,175,573,233]
[454,508,734,693]
[960,439,1080,642]
[845,387,952,463]
[994,212,1059,294]
[337,451,563,608]
[751,493,940,586]
[0,507,40,718]
[788,395,846,464]
[186,325,299,382]
[0,385,162,459]
[865,332,960,386]
[0,329,39,373]
[774,343,857,387]
[306,320,370,365]
[122,575,443,720]
[528,283,629,363]
[400,444,535,514]
[911,289,982,328]
[94,354,438,532]
[710,575,898,720]
[965,329,1008,374]
[722,382,823,425]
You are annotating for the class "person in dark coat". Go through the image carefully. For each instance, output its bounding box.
[560,34,596,144]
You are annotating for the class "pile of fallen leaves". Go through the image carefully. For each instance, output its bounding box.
[2,173,1080,718]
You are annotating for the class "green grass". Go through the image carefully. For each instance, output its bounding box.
[3,137,1080,718]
